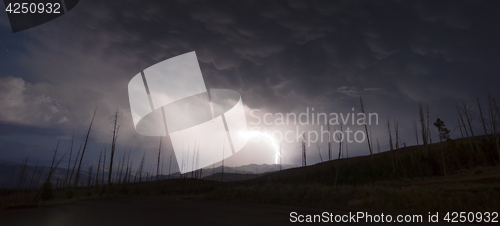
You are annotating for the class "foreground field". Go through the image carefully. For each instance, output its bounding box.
[1,136,499,216]
[204,165,500,212]
[0,194,486,226]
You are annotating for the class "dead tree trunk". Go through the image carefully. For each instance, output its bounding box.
[427,105,433,145]
[461,100,480,152]
[387,118,395,176]
[168,152,172,179]
[157,136,162,182]
[102,148,106,186]
[28,158,39,192]
[360,96,373,159]
[419,102,428,155]
[394,118,401,167]
[376,139,381,154]
[16,155,29,190]
[95,150,102,188]
[87,166,93,187]
[457,103,474,152]
[118,152,126,184]
[457,118,464,139]
[75,107,97,188]
[221,140,225,182]
[488,91,500,163]
[108,110,119,186]
[302,133,306,167]
[316,143,323,162]
[65,132,74,188]
[280,142,282,170]
[334,125,342,187]
[48,140,59,184]
[68,145,81,188]
[477,97,489,138]
[412,120,419,145]
[328,123,331,160]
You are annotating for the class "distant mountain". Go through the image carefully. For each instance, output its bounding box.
[147,164,298,182]
[202,164,298,181]
[0,159,112,189]
[0,159,73,189]
[1,159,298,189]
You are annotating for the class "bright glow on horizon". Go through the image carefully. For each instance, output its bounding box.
[240,131,281,164]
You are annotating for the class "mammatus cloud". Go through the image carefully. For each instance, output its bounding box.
[336,86,359,97]
[0,76,68,126]
[336,86,385,98]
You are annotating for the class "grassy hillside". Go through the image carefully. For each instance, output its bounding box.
[1,134,499,213]
[202,135,500,212]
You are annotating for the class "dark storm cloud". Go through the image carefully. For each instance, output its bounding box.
[1,0,499,166]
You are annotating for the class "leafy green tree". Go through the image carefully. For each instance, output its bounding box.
[434,118,451,142]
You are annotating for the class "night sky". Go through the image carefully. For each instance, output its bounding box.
[1,0,499,172]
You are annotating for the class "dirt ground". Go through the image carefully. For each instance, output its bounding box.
[0,195,487,226]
